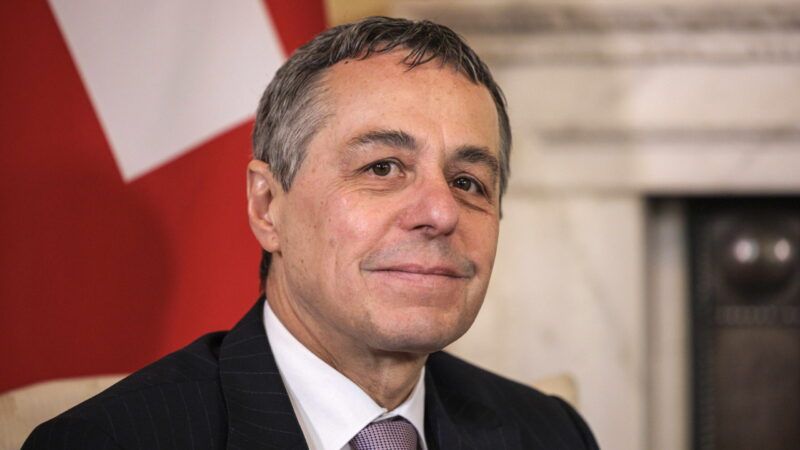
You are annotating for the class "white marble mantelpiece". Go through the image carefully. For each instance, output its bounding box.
[397,1,800,193]
[394,2,800,449]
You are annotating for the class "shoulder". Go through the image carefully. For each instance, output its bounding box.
[23,332,229,450]
[427,351,599,449]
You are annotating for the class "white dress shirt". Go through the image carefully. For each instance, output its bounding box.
[263,301,428,450]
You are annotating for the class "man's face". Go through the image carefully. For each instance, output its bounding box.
[268,51,501,355]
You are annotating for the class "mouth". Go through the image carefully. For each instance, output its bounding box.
[366,264,472,280]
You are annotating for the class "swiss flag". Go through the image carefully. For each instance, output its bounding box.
[0,0,327,392]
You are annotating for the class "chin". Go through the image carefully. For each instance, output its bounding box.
[365,311,475,355]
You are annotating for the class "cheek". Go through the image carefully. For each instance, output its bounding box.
[465,217,500,266]
[325,194,385,254]
[485,224,500,262]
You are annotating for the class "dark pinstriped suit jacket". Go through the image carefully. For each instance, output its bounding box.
[23,297,599,449]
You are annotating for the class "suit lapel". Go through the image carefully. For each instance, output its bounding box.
[424,361,521,450]
[219,297,308,450]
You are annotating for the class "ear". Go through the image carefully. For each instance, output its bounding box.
[247,160,283,253]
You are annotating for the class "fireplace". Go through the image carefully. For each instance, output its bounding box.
[689,198,800,450]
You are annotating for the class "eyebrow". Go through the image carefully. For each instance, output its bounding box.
[347,129,418,151]
[452,145,500,186]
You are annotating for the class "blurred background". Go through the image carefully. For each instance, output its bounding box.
[3,1,799,449]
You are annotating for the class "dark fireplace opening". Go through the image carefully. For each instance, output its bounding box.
[689,197,800,450]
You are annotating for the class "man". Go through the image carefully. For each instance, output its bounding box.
[24,17,598,449]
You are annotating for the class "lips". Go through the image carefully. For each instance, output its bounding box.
[360,245,477,280]
[370,264,470,279]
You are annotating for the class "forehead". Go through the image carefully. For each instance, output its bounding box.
[317,51,501,154]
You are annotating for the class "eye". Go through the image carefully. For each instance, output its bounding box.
[452,176,484,195]
[368,160,398,177]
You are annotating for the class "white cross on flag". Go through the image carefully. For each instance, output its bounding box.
[0,0,327,392]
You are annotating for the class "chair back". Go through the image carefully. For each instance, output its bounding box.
[0,374,125,450]
[531,373,579,408]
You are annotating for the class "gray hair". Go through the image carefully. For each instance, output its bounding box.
[253,16,511,285]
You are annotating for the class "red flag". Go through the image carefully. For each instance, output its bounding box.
[0,0,326,392]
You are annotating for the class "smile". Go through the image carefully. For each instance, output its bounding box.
[366,264,471,280]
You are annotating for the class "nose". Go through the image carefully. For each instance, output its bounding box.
[399,174,460,237]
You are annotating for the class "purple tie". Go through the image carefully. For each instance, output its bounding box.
[349,417,418,450]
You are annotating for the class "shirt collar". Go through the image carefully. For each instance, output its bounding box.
[263,300,427,450]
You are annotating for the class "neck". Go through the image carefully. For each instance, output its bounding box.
[265,273,426,410]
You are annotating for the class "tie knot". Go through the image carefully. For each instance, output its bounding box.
[350,417,418,450]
